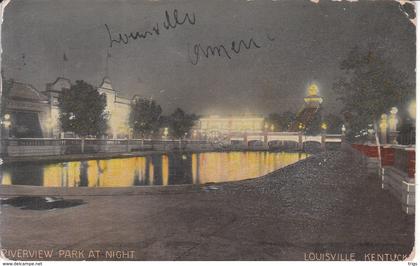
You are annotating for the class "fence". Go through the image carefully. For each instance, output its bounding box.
[346,142,415,214]
[1,138,213,157]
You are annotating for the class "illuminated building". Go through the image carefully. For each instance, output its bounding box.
[195,115,265,139]
[3,76,133,139]
[96,77,131,138]
[4,81,51,138]
[45,77,72,137]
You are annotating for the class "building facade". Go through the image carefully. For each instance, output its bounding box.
[4,81,50,138]
[3,77,132,139]
[96,77,131,139]
[194,115,265,140]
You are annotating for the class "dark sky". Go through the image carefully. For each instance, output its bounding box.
[2,0,415,115]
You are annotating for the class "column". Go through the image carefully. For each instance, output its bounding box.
[379,114,388,144]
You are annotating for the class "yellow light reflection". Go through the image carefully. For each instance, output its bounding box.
[162,155,169,186]
[6,152,308,188]
[192,154,197,184]
[196,152,307,184]
[148,161,154,185]
[1,171,11,185]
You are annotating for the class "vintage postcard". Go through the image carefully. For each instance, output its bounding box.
[0,0,416,262]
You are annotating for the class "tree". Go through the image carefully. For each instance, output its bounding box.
[129,97,162,138]
[168,108,197,139]
[1,76,13,142]
[58,80,108,152]
[333,45,414,138]
[266,111,296,131]
[305,108,323,135]
[1,78,13,117]
[324,113,344,134]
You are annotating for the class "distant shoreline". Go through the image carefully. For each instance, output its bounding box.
[2,147,311,165]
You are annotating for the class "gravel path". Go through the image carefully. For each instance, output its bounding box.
[0,150,414,260]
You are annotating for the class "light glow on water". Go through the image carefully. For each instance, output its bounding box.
[1,152,308,187]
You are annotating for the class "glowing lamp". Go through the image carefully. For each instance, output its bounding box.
[308,84,319,96]
[388,107,399,132]
[408,100,416,120]
[298,123,305,130]
[379,114,388,130]
[3,120,11,128]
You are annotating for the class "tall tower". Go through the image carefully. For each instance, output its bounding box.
[290,83,323,132]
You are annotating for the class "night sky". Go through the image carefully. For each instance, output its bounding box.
[2,0,415,116]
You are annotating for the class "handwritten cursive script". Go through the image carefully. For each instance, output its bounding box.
[105,9,196,47]
[188,38,264,65]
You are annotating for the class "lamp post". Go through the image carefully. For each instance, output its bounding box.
[297,123,304,150]
[45,117,53,138]
[379,114,388,144]
[1,114,11,157]
[388,107,399,144]
[408,100,416,121]
[264,123,269,132]
[367,124,375,144]
[3,114,11,139]
[320,122,327,150]
[163,127,169,140]
[407,100,416,145]
[341,124,346,146]
[298,123,304,131]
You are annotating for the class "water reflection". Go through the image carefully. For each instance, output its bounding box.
[1,152,308,187]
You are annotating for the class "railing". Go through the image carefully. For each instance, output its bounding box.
[349,142,415,179]
[326,134,342,138]
[0,138,216,157]
[398,129,416,145]
[5,138,65,146]
[1,138,210,146]
[1,134,343,149]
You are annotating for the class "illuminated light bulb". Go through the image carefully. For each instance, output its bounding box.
[308,84,319,96]
[408,100,416,120]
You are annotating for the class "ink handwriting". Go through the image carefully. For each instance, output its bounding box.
[104,9,275,65]
[188,38,261,65]
[105,9,196,47]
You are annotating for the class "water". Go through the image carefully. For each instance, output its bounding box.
[1,151,308,187]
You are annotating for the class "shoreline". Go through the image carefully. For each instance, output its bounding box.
[1,147,308,165]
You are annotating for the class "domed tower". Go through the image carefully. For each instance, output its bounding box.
[303,83,323,108]
[290,83,323,132]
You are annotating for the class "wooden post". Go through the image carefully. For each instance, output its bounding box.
[244,133,248,148]
[81,137,85,154]
[321,133,326,150]
[298,132,303,150]
[264,133,268,149]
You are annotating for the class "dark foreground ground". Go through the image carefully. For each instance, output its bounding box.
[0,150,414,261]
